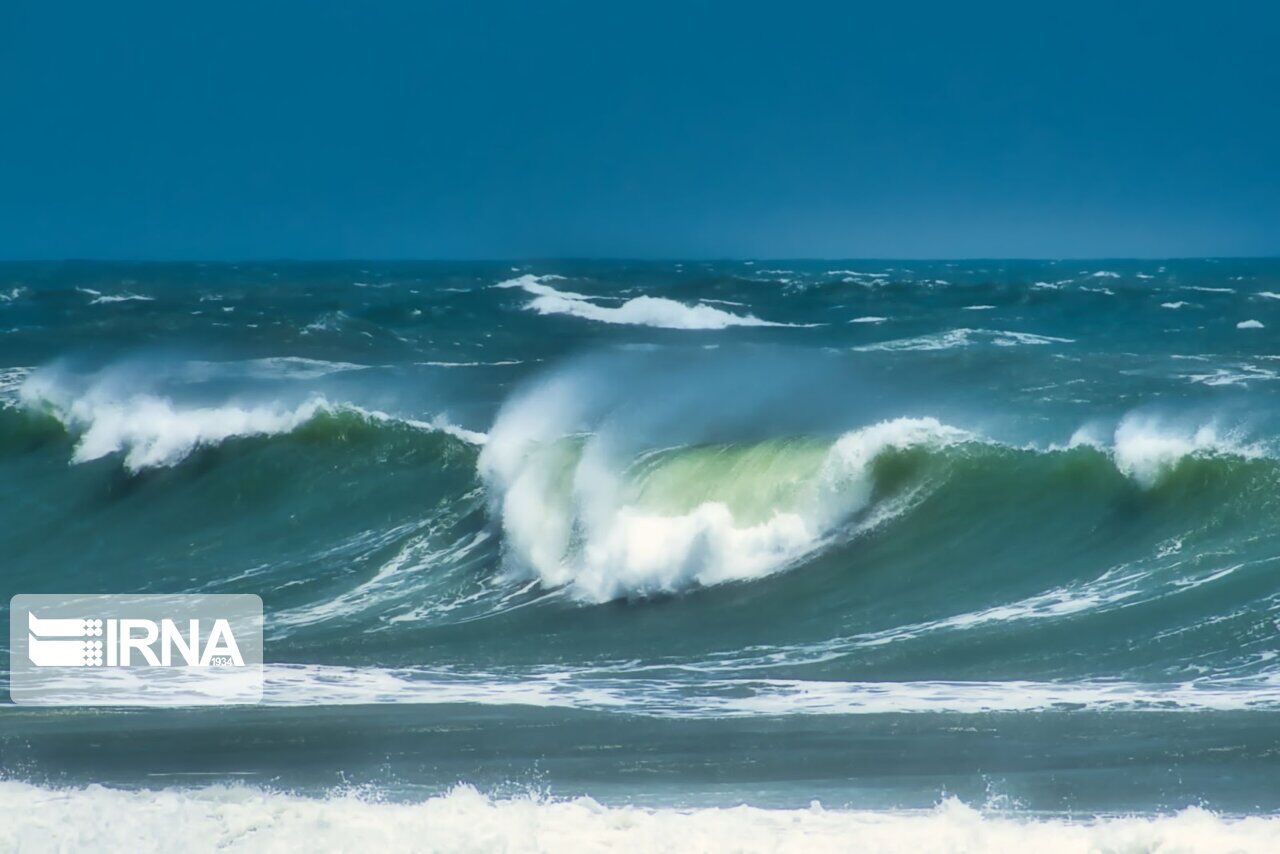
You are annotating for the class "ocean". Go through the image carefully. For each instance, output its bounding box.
[2,259,1280,851]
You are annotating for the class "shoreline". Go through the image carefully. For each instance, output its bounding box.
[3,780,1279,853]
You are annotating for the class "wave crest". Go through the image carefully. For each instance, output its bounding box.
[1068,414,1265,488]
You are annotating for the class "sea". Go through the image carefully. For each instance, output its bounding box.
[2,259,1280,851]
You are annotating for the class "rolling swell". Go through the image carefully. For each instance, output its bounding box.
[5,363,1280,712]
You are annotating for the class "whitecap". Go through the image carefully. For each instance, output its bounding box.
[1068,414,1264,488]
[495,275,797,330]
[19,374,485,471]
[855,329,1073,352]
[89,292,154,305]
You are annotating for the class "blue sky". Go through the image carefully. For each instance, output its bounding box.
[1,1,1276,258]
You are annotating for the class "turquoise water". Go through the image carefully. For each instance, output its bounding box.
[2,260,1280,830]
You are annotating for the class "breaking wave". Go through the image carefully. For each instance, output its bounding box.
[480,414,965,601]
[14,370,484,471]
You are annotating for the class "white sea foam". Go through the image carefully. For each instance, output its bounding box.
[848,316,888,323]
[88,292,155,304]
[826,269,888,278]
[302,311,353,333]
[855,328,1073,352]
[4,782,1278,854]
[1090,271,1121,278]
[496,275,791,330]
[1257,291,1280,300]
[250,664,1280,718]
[846,568,1150,650]
[182,357,372,381]
[0,366,31,399]
[0,286,25,302]
[271,525,495,632]
[417,359,525,368]
[1182,365,1279,387]
[1237,319,1264,329]
[962,304,995,310]
[1161,301,1189,309]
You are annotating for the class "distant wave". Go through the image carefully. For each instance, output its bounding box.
[3,780,1278,852]
[495,274,797,330]
[88,292,155,305]
[181,357,372,381]
[303,310,351,333]
[855,328,1073,352]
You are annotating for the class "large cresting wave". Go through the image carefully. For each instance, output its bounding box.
[481,413,965,601]
[477,363,1275,602]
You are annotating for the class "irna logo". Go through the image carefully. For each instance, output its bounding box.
[10,594,263,706]
[27,612,246,668]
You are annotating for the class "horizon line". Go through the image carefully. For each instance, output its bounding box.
[1,255,1278,265]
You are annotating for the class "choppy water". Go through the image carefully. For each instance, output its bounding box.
[3,259,1280,847]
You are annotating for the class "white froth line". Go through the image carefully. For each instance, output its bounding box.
[250,664,1280,717]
